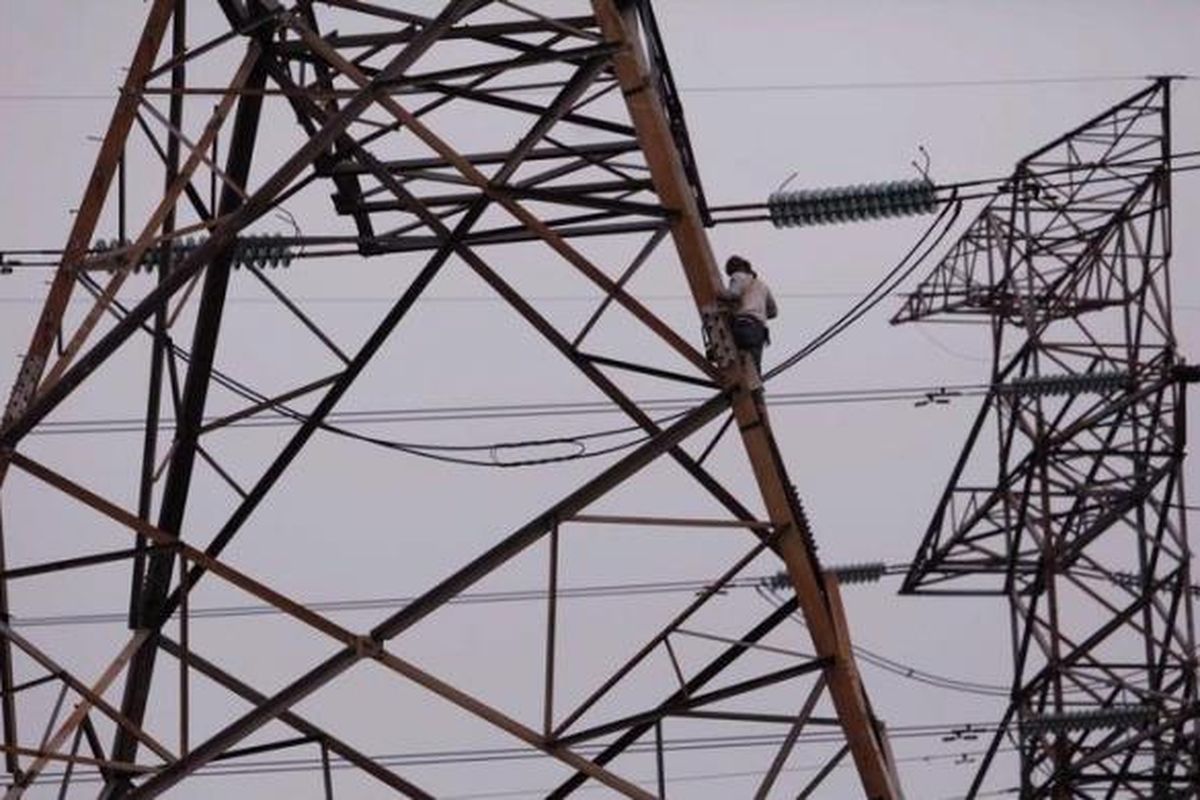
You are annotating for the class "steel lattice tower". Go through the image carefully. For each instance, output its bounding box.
[894,79,1200,797]
[0,2,902,797]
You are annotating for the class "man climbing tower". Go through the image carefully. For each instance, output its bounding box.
[720,254,778,378]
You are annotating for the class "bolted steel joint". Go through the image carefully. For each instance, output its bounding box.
[3,355,46,427]
[700,304,737,370]
[352,635,383,660]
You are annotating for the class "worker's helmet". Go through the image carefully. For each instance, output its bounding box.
[725,255,752,276]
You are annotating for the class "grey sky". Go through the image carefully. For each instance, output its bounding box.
[1,2,1198,798]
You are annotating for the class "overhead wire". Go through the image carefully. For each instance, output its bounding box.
[753,585,1011,698]
[2,217,993,470]
[0,112,1190,471]
[12,216,998,468]
[440,772,1020,800]
[10,247,995,470]
[12,574,772,628]
[757,571,1200,699]
[710,159,1200,224]
[1,167,1185,471]
[7,150,1177,474]
[309,411,667,468]
[14,380,993,468]
[0,291,954,304]
[678,75,1169,93]
[764,190,964,381]
[2,151,1197,268]
[24,730,1018,786]
[37,272,673,470]
[7,565,1012,708]
[24,382,992,437]
[12,565,1019,703]
[0,71,1180,105]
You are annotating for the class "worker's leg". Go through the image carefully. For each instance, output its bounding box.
[731,316,766,387]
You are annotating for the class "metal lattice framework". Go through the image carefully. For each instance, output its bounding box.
[0,2,902,797]
[893,79,1200,797]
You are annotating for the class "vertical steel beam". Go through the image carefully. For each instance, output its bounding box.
[543,523,559,738]
[104,50,269,796]
[131,0,189,630]
[0,502,17,782]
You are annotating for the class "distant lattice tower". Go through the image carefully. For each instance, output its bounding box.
[894,79,1200,797]
[0,2,903,798]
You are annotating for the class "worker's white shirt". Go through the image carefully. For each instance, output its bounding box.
[723,273,777,325]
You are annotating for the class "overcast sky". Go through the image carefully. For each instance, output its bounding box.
[1,2,1199,798]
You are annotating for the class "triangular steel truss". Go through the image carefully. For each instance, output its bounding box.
[893,80,1199,797]
[0,2,900,798]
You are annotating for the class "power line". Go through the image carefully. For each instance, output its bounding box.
[12,568,1022,705]
[4,291,1200,311]
[0,94,121,101]
[0,291,914,304]
[710,152,1200,223]
[26,725,1012,785]
[6,150,1195,271]
[765,192,963,380]
[9,380,993,470]
[440,747,1020,799]
[754,586,1011,698]
[4,260,985,471]
[23,382,991,437]
[0,73,1178,104]
[679,75,1168,94]
[11,382,988,470]
[12,575,770,628]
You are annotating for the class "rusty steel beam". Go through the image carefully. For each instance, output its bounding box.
[590,2,901,798]
[0,3,179,783]
[0,0,177,432]
[0,622,174,768]
[40,44,262,390]
[156,637,436,799]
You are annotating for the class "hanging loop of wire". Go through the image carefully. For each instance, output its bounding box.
[313,408,695,469]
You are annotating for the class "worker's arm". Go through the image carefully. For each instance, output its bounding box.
[719,273,750,302]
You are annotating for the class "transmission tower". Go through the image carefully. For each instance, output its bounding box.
[893,79,1200,797]
[0,2,901,797]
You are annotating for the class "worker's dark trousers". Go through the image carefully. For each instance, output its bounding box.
[731,315,768,374]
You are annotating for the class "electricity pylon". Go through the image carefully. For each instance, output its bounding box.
[894,79,1200,798]
[0,2,900,797]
